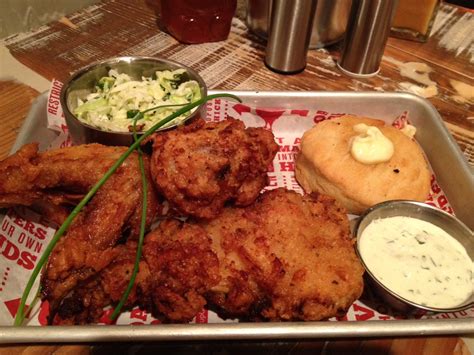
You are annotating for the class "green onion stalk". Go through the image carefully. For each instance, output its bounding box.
[109,112,147,322]
[14,93,242,326]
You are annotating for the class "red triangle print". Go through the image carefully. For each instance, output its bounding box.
[353,303,375,321]
[99,309,117,325]
[4,298,26,318]
[256,109,285,130]
[233,103,251,115]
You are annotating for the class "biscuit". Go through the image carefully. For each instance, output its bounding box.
[295,115,431,214]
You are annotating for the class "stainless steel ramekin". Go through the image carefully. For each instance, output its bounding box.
[354,200,474,314]
[60,56,207,146]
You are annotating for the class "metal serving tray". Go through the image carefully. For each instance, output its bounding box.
[0,90,472,343]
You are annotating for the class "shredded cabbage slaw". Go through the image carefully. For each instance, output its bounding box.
[73,68,202,132]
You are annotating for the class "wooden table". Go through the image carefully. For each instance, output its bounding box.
[0,0,472,353]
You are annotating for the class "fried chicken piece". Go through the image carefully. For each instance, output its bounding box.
[200,188,364,321]
[54,241,150,325]
[0,143,159,318]
[52,190,362,324]
[143,219,220,322]
[149,118,278,219]
[0,143,110,207]
[53,278,110,325]
[53,220,220,324]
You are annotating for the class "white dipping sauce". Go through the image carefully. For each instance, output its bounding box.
[359,216,473,308]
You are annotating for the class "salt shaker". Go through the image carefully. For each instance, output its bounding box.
[337,0,399,77]
[265,0,318,74]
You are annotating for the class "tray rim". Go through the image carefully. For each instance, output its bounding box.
[0,319,473,344]
[1,90,472,342]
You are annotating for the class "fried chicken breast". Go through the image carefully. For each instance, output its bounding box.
[0,143,159,318]
[149,118,278,219]
[200,188,364,321]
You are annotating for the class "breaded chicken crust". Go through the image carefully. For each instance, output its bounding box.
[54,220,220,324]
[150,118,278,219]
[53,189,363,324]
[143,219,220,322]
[0,143,159,319]
[201,188,364,321]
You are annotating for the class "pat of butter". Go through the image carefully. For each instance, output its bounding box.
[350,124,394,164]
[401,124,417,138]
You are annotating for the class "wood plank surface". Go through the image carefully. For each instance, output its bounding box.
[0,0,472,354]
[0,81,39,159]
[2,0,472,163]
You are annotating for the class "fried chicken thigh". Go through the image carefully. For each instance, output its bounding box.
[143,219,220,322]
[200,188,364,321]
[150,118,278,219]
[0,143,159,317]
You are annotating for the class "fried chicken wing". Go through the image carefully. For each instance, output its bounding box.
[200,188,364,321]
[0,143,159,317]
[54,241,150,325]
[149,118,278,219]
[0,143,112,206]
[54,219,220,325]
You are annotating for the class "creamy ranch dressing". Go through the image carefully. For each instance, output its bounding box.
[359,216,473,308]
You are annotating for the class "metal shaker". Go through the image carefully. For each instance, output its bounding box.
[265,0,318,74]
[337,0,398,77]
[247,0,351,49]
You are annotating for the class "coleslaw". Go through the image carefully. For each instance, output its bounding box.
[73,68,202,132]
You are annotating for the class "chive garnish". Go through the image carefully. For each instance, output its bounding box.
[109,112,147,321]
[13,93,242,326]
[126,109,143,119]
[126,103,190,121]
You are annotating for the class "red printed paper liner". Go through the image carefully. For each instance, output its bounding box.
[0,84,471,326]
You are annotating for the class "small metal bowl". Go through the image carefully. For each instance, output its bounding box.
[354,200,474,314]
[60,56,207,146]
